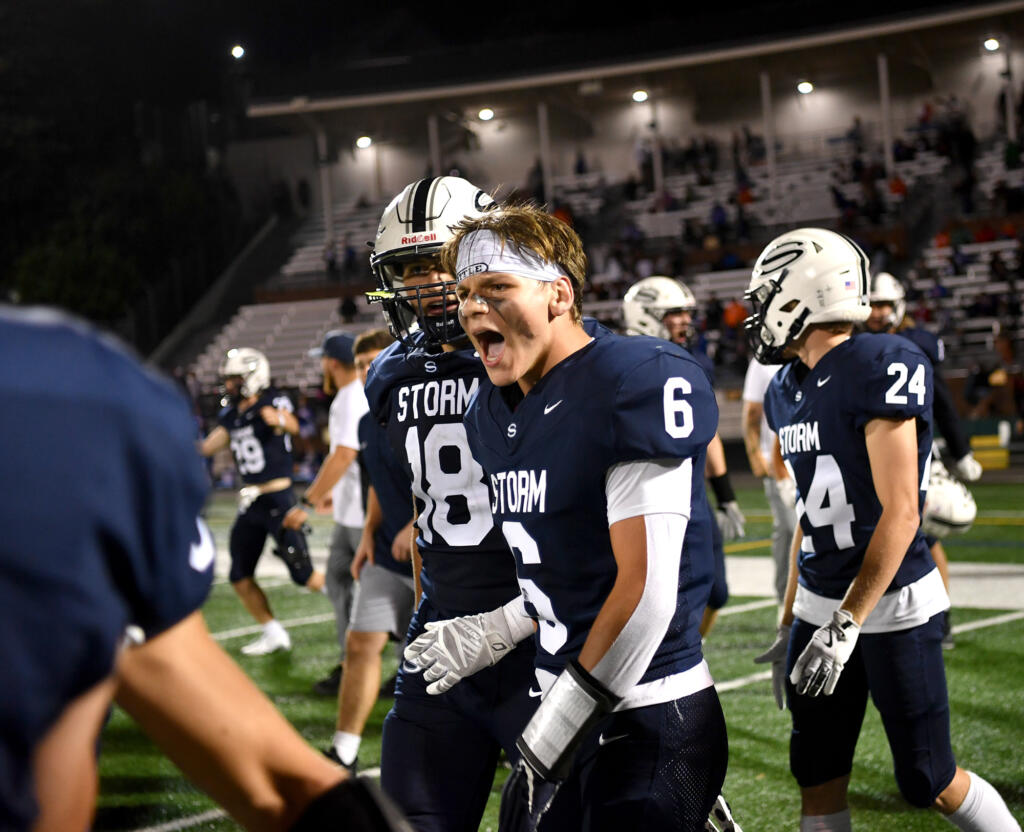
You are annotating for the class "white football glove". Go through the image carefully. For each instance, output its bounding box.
[753,624,791,710]
[775,477,797,511]
[954,453,983,482]
[403,597,534,695]
[790,609,861,697]
[705,794,744,832]
[716,500,746,541]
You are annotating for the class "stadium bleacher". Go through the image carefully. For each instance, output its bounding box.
[191,298,365,391]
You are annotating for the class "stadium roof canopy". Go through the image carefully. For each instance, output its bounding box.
[247,0,1024,142]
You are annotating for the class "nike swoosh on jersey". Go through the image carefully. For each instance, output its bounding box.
[543,400,563,415]
[528,687,544,698]
[598,733,628,746]
[816,375,831,387]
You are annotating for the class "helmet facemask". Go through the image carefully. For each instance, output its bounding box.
[366,176,495,350]
[744,228,870,364]
[369,250,465,349]
[743,273,810,364]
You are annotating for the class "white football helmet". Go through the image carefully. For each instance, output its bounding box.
[868,272,907,331]
[922,456,977,539]
[220,347,270,400]
[744,227,870,363]
[368,176,494,347]
[622,276,698,342]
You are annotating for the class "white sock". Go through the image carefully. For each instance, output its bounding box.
[946,771,1021,832]
[800,810,852,832]
[264,619,286,638]
[332,731,361,765]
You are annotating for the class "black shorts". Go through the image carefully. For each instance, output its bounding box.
[228,489,313,586]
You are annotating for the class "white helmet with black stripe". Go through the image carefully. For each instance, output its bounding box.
[622,276,698,342]
[744,227,870,363]
[868,272,907,331]
[220,347,270,401]
[367,176,494,348]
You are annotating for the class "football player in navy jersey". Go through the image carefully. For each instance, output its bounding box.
[0,308,410,832]
[364,177,542,832]
[622,275,746,637]
[745,229,1018,832]
[200,348,325,656]
[866,271,982,648]
[418,204,729,832]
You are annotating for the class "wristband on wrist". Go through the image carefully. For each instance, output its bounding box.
[708,472,736,506]
[300,494,314,508]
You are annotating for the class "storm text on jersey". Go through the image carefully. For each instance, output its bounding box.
[491,469,547,514]
[395,377,479,422]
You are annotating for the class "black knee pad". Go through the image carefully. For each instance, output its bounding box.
[275,527,314,586]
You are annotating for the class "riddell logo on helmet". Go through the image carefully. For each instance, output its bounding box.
[401,232,437,244]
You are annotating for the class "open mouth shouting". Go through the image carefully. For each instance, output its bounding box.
[470,327,506,368]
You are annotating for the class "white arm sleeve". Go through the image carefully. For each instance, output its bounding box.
[605,458,693,525]
[590,511,686,697]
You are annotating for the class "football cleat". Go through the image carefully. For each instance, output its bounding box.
[705,794,743,831]
[240,627,292,656]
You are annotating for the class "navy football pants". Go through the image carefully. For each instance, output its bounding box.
[544,685,728,831]
[787,612,957,808]
[380,596,540,832]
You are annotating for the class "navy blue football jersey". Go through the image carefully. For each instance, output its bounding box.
[217,388,295,484]
[364,334,517,612]
[896,325,944,367]
[463,325,718,688]
[0,308,212,831]
[358,411,413,576]
[764,333,934,598]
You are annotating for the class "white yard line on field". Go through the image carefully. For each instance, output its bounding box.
[211,612,335,641]
[130,610,1024,832]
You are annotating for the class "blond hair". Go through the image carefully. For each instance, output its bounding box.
[353,327,394,355]
[439,204,587,323]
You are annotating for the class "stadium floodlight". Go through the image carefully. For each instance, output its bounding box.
[984,37,1001,52]
[478,108,495,121]
[632,89,649,103]
[231,44,245,60]
[356,136,373,149]
[797,80,814,95]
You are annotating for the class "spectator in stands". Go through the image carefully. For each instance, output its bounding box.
[722,297,748,331]
[974,223,997,244]
[710,201,728,239]
[551,202,574,227]
[705,292,724,331]
[574,149,588,175]
[324,241,340,281]
[340,295,359,324]
[848,115,865,154]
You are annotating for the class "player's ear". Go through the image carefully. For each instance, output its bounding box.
[548,275,575,320]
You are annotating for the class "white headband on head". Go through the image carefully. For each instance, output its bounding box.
[455,229,565,284]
